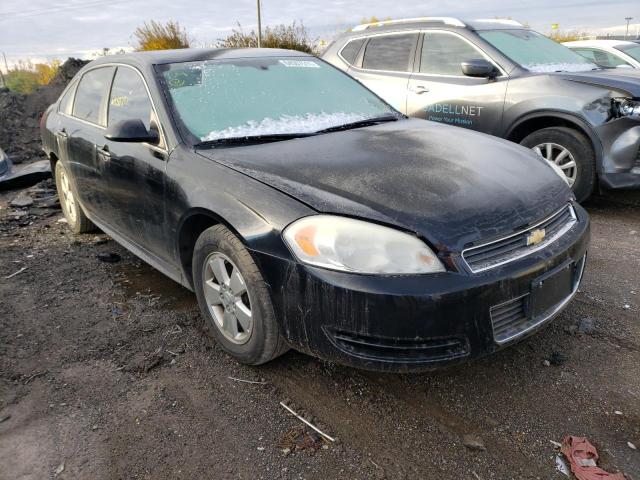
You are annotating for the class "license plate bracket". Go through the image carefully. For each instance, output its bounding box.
[530,260,574,319]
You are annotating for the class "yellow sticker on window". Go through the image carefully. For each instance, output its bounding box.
[111,96,129,107]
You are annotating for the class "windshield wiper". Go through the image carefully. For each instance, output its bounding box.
[195,133,315,148]
[315,115,401,134]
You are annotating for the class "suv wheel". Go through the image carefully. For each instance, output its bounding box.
[520,127,596,202]
[192,225,288,365]
[54,161,95,233]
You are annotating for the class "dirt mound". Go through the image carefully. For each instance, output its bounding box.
[0,58,89,165]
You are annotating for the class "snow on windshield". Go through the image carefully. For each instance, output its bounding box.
[201,112,371,141]
[523,62,598,73]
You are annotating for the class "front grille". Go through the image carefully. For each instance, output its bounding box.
[490,254,587,344]
[462,205,577,273]
[327,329,469,363]
[490,295,529,343]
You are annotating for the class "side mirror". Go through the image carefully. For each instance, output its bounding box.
[461,59,498,78]
[105,119,159,143]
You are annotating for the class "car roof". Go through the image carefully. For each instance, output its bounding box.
[88,47,311,67]
[348,17,524,33]
[334,17,526,43]
[563,39,638,47]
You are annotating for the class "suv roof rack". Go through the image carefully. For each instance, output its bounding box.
[473,18,524,27]
[351,17,466,32]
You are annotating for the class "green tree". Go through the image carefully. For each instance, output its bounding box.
[133,20,190,51]
[5,69,39,94]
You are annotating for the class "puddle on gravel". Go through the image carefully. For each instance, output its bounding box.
[114,261,196,312]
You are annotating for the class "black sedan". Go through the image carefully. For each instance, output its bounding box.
[41,48,589,371]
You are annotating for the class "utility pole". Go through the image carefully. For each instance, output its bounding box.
[256,0,262,48]
[625,17,633,39]
[2,52,9,73]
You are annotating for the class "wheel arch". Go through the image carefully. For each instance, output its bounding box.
[47,151,59,174]
[504,111,603,171]
[176,208,245,290]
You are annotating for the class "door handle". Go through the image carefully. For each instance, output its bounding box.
[410,85,429,94]
[98,145,111,160]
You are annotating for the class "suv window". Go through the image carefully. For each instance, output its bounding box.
[362,34,417,71]
[340,38,366,65]
[420,32,486,75]
[108,67,154,130]
[73,67,115,125]
[572,48,631,68]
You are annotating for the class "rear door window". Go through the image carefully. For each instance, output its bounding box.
[340,38,366,65]
[362,33,417,71]
[72,67,115,125]
[420,32,488,75]
[58,81,77,115]
[108,67,154,131]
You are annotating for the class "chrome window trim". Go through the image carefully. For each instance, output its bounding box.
[62,62,168,153]
[462,204,577,274]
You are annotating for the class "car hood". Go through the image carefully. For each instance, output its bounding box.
[197,119,573,252]
[558,69,640,96]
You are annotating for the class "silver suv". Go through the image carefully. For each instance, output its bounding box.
[322,17,640,201]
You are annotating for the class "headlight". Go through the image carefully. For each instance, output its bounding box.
[612,98,640,119]
[283,215,445,274]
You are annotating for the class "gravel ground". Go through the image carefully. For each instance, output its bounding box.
[0,184,638,480]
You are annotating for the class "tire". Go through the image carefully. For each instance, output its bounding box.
[192,224,288,365]
[520,126,596,202]
[54,161,95,234]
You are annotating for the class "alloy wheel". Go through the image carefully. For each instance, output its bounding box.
[532,142,578,187]
[59,168,77,223]
[202,252,253,344]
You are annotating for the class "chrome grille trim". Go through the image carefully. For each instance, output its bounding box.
[462,204,577,273]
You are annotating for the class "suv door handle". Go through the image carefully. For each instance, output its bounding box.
[410,85,429,94]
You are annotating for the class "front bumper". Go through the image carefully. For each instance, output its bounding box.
[252,205,590,372]
[596,119,640,189]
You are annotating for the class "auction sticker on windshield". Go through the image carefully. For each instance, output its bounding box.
[279,60,320,68]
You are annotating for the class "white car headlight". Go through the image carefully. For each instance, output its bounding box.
[283,215,445,274]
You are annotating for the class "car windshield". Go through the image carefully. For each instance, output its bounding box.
[616,43,640,62]
[158,56,397,143]
[478,29,599,73]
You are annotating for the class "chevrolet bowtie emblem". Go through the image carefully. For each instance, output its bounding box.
[526,228,546,246]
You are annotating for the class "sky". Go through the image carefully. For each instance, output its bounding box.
[0,0,639,68]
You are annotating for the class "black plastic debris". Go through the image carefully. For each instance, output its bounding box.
[0,148,51,191]
[96,252,122,263]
